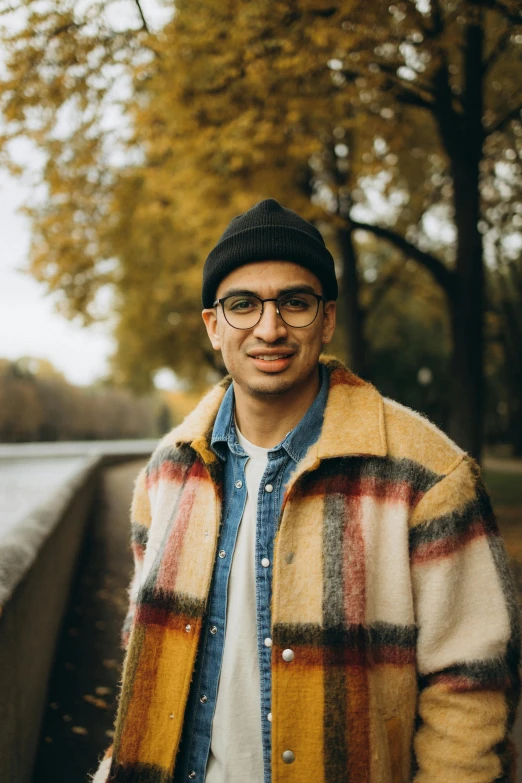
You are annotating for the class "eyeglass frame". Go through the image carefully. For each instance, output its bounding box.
[212,290,326,330]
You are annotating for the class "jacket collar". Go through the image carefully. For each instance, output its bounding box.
[163,356,387,465]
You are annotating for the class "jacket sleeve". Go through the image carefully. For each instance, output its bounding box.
[88,466,152,783]
[120,466,151,651]
[410,455,520,783]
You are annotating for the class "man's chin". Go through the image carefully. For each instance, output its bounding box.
[243,375,296,398]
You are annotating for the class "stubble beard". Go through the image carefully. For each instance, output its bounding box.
[243,375,298,400]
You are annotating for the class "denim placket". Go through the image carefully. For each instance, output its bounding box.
[256,449,287,783]
[175,444,248,782]
[173,367,329,783]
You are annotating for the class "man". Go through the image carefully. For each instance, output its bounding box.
[92,199,520,783]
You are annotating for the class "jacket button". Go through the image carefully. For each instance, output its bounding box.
[210,625,218,635]
[265,483,274,493]
[185,624,191,632]
[188,773,196,779]
[264,637,272,647]
[267,712,272,722]
[200,694,208,703]
[261,557,270,568]
[235,480,243,489]
[282,648,294,662]
[219,550,226,558]
[282,750,295,764]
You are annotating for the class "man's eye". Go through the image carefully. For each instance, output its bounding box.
[229,298,257,311]
[284,298,310,309]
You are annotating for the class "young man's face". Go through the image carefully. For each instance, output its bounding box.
[202,260,336,398]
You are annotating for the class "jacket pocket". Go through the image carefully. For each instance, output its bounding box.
[385,716,402,783]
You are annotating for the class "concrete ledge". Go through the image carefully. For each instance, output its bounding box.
[0,441,154,783]
[0,455,101,611]
[0,439,158,461]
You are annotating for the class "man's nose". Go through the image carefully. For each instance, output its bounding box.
[252,301,288,341]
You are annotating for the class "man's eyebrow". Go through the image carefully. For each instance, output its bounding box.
[217,284,319,299]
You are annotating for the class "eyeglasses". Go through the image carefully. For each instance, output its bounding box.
[213,291,325,330]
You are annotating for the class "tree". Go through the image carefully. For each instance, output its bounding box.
[1,0,522,458]
[0,356,166,442]
[335,0,522,459]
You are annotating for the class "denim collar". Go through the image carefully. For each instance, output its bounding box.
[211,364,329,464]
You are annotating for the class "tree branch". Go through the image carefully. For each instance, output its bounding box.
[133,0,149,32]
[348,219,456,296]
[483,27,512,73]
[427,0,445,38]
[486,98,522,135]
[396,90,436,111]
[377,63,436,103]
[467,0,522,24]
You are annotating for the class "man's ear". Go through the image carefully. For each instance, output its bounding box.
[202,309,221,350]
[322,301,336,344]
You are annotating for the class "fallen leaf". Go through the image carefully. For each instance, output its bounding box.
[83,694,109,709]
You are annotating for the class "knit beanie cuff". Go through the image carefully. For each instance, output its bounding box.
[202,200,338,308]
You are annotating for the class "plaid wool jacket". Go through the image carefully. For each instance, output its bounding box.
[91,357,520,783]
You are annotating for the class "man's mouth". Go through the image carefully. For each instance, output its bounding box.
[247,352,295,372]
[253,354,292,361]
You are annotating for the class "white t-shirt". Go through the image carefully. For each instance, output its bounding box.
[205,425,269,783]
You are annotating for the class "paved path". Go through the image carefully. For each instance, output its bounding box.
[32,459,145,783]
[484,456,522,474]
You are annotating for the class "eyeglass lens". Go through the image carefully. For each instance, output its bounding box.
[222,292,320,329]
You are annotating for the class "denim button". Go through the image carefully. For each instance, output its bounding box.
[200,695,208,704]
[265,484,274,493]
[218,550,226,558]
[261,557,270,568]
[210,625,218,635]
[264,637,272,647]
[267,712,272,722]
[235,480,243,489]
[188,773,196,780]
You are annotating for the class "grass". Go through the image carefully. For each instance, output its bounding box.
[484,470,522,508]
[483,470,522,583]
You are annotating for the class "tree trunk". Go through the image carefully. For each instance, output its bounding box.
[337,227,367,377]
[512,401,522,457]
[496,266,522,456]
[446,16,484,461]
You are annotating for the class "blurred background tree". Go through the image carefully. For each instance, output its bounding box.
[0,356,173,442]
[1,0,521,458]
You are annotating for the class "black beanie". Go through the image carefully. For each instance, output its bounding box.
[202,199,338,308]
